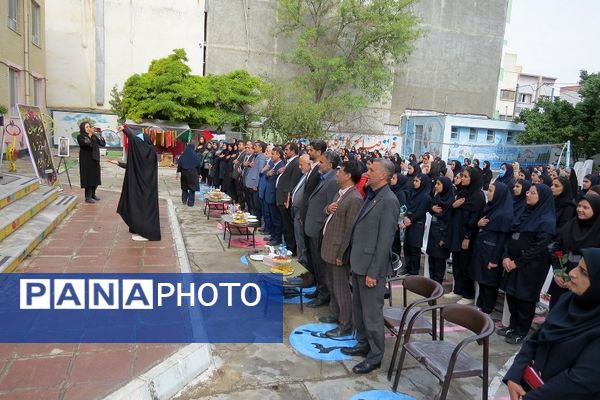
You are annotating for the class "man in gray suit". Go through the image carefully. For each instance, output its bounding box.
[304,150,341,308]
[341,159,400,374]
[243,141,267,222]
[290,154,312,265]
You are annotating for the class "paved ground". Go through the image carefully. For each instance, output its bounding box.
[1,155,519,399]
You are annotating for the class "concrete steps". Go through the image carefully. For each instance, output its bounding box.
[0,174,77,273]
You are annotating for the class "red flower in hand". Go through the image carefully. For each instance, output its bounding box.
[554,250,565,258]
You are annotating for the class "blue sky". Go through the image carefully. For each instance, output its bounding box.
[504,0,600,85]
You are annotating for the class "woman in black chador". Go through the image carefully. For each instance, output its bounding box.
[117,126,161,241]
[426,176,455,284]
[77,121,106,203]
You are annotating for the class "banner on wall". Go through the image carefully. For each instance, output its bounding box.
[17,105,59,186]
[326,133,403,154]
[53,111,121,148]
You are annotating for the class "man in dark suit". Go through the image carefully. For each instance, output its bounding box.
[320,160,364,337]
[341,159,400,374]
[275,142,302,253]
[290,154,312,265]
[265,146,285,245]
[304,150,341,308]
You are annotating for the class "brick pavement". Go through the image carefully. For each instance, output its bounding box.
[0,189,182,400]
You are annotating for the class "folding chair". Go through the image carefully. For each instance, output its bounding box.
[384,275,444,380]
[392,303,494,400]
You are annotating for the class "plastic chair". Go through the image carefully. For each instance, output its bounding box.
[392,303,494,400]
[384,275,444,380]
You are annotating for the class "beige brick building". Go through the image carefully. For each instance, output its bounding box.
[1,0,46,121]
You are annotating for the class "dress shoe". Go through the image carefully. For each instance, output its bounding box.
[306,298,329,308]
[92,195,100,201]
[305,291,319,299]
[267,240,282,246]
[325,327,353,338]
[352,361,381,374]
[341,345,370,357]
[84,198,96,204]
[318,316,338,324]
[263,236,273,241]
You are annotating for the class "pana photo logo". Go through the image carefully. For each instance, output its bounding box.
[20,278,261,310]
[0,273,283,343]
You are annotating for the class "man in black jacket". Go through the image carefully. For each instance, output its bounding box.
[275,142,302,254]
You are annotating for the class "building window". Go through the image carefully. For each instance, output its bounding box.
[450,126,458,139]
[8,0,18,31]
[415,124,424,152]
[518,93,532,104]
[500,89,516,101]
[507,131,515,143]
[31,1,40,45]
[469,128,477,142]
[9,69,20,116]
[486,129,494,143]
[33,78,42,106]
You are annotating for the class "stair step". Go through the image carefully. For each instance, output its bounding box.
[0,174,40,210]
[0,186,59,241]
[0,193,78,273]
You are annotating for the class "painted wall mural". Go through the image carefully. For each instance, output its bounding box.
[53,111,121,147]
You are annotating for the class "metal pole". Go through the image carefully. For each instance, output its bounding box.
[566,140,571,168]
[512,84,519,118]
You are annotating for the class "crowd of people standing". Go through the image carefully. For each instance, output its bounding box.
[183,137,600,386]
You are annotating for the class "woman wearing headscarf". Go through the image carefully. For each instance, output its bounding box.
[469,181,513,314]
[446,167,486,303]
[390,172,411,260]
[539,174,553,187]
[548,194,600,309]
[499,184,556,345]
[177,143,202,207]
[574,174,600,203]
[426,176,455,284]
[406,161,420,186]
[401,173,432,276]
[518,168,532,182]
[496,162,516,189]
[504,248,600,400]
[449,160,462,176]
[513,179,532,222]
[551,176,576,230]
[482,160,493,190]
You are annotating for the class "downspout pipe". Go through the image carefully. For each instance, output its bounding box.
[95,0,105,106]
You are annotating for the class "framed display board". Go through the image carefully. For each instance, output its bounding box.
[17,105,59,186]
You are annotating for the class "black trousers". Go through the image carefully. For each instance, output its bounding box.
[451,249,475,299]
[506,293,536,336]
[279,204,296,255]
[428,256,447,284]
[476,283,498,314]
[84,186,97,200]
[404,245,421,275]
[306,235,329,300]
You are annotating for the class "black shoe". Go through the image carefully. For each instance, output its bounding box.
[352,361,381,374]
[341,345,370,357]
[267,240,282,246]
[496,327,515,337]
[305,291,319,299]
[318,316,338,324]
[505,331,527,345]
[85,198,96,204]
[263,236,273,241]
[325,327,353,338]
[92,195,100,201]
[306,298,329,308]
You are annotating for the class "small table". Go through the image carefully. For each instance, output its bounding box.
[203,194,232,220]
[221,214,261,248]
[246,256,311,312]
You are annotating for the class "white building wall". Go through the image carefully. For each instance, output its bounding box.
[46,0,205,111]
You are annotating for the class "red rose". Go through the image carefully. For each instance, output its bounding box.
[554,250,565,257]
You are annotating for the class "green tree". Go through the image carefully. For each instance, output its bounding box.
[516,71,600,159]
[267,0,422,139]
[113,49,265,129]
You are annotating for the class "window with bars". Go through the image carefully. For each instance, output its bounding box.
[9,69,20,116]
[33,78,42,106]
[469,128,477,142]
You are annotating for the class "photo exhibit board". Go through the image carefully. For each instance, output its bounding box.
[17,105,59,186]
